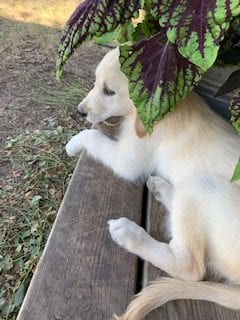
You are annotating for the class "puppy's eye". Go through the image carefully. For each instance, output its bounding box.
[103,84,115,96]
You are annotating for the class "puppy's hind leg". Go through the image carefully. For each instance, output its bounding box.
[147,176,173,211]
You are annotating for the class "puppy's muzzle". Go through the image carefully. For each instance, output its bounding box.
[78,103,88,117]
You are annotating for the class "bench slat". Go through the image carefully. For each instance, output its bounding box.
[17,153,144,320]
[144,193,240,320]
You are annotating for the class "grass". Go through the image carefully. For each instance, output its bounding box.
[0,85,87,319]
[30,75,89,114]
[0,0,81,28]
[0,2,90,318]
[0,122,77,319]
[0,68,88,319]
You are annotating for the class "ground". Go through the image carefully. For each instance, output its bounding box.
[0,8,109,184]
[0,2,109,318]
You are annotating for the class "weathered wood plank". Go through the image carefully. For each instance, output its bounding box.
[144,193,240,320]
[17,153,143,320]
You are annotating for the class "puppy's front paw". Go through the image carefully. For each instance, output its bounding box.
[65,134,83,156]
[108,217,147,252]
[65,130,91,156]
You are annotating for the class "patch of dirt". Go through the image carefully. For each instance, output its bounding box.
[0,7,111,319]
[0,17,110,185]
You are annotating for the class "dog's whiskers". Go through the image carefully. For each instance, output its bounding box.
[62,215,99,225]
[67,226,109,242]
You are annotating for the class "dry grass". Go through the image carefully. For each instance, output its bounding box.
[0,1,90,319]
[0,0,81,28]
[1,123,78,319]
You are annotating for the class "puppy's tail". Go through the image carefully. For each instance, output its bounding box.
[113,277,240,320]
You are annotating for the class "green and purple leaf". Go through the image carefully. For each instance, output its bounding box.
[230,90,240,135]
[230,91,240,180]
[231,158,240,182]
[148,0,240,71]
[57,0,240,131]
[120,32,203,132]
[56,0,141,80]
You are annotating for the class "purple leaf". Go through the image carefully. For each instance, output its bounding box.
[120,32,203,131]
[230,90,240,135]
[56,0,140,79]
[149,0,240,70]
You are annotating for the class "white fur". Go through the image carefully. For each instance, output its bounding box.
[66,48,240,319]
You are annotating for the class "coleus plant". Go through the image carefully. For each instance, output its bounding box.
[56,0,240,180]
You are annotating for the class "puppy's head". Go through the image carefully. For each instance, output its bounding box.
[78,48,147,137]
[78,48,133,122]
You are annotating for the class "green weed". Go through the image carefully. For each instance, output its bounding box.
[30,76,89,114]
[0,121,77,319]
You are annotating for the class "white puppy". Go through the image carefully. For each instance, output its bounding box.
[66,48,240,319]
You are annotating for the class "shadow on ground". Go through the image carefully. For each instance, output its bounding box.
[0,17,110,183]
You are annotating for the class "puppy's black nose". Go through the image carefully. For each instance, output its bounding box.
[78,104,88,117]
[78,109,88,117]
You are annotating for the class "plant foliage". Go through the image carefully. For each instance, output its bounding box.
[230,91,240,135]
[56,0,240,178]
[57,0,240,131]
[56,0,141,80]
[231,91,240,180]
[119,33,203,129]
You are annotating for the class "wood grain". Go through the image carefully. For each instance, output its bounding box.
[17,153,143,320]
[17,152,240,320]
[144,193,240,320]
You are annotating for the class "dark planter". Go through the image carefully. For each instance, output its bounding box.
[194,66,239,121]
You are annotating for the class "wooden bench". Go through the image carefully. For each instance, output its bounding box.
[17,152,240,320]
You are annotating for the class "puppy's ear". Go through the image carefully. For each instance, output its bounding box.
[134,113,147,138]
